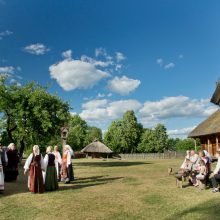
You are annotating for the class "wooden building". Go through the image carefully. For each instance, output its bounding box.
[81,139,113,158]
[188,109,220,155]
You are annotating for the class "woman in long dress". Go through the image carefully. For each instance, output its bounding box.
[44,146,58,191]
[0,155,4,193]
[5,143,19,182]
[53,145,62,182]
[24,145,45,193]
[61,145,74,183]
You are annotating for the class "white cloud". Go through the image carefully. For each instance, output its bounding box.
[164,62,175,70]
[80,99,141,123]
[62,50,72,60]
[139,96,218,126]
[95,47,107,57]
[167,126,196,138]
[49,53,110,91]
[115,52,126,62]
[0,66,14,74]
[0,30,13,40]
[81,55,113,67]
[108,76,141,96]
[156,58,163,66]
[24,43,50,55]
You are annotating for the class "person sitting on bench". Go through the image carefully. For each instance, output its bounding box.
[210,149,220,193]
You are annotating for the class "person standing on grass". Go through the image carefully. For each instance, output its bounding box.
[24,145,45,193]
[5,143,20,182]
[0,155,4,193]
[0,143,8,173]
[53,145,62,182]
[61,145,74,183]
[210,149,220,193]
[44,146,58,191]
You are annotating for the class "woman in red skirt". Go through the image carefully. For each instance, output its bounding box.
[24,145,45,193]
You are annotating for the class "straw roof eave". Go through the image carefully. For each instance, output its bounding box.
[188,109,220,138]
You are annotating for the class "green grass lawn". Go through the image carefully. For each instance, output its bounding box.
[0,158,220,220]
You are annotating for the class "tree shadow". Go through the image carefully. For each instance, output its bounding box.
[165,198,220,220]
[59,176,124,191]
[74,161,151,167]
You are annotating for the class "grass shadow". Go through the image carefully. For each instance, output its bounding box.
[59,176,124,191]
[165,198,220,220]
[74,161,151,167]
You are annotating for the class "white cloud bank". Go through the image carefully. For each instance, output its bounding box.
[24,43,50,55]
[49,50,110,91]
[78,96,218,132]
[108,76,141,96]
[167,126,196,137]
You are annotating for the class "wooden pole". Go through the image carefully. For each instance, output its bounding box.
[194,139,197,151]
[216,136,219,148]
[208,138,211,155]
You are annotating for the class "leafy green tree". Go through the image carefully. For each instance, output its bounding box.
[167,138,181,151]
[67,115,87,150]
[154,124,168,152]
[137,128,157,153]
[104,110,143,153]
[0,76,70,155]
[121,110,143,153]
[175,138,195,152]
[104,120,123,153]
[84,126,102,145]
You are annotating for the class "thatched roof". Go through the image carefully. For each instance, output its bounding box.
[211,82,220,106]
[81,140,113,153]
[188,109,220,138]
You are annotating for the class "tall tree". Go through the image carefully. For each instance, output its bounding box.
[67,115,88,150]
[154,124,168,152]
[0,76,70,155]
[84,126,102,145]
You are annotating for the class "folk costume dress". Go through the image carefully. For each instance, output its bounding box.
[5,149,19,182]
[53,151,62,181]
[24,153,44,193]
[44,153,58,191]
[0,147,8,173]
[0,156,4,192]
[61,149,74,183]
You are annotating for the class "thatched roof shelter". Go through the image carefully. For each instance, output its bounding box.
[211,81,220,106]
[188,109,220,155]
[188,109,220,138]
[81,140,113,155]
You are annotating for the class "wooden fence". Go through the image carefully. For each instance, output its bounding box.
[119,152,185,160]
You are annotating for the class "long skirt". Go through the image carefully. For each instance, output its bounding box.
[29,165,44,193]
[4,166,18,182]
[45,166,58,191]
[67,163,74,182]
[55,162,61,181]
[0,170,4,192]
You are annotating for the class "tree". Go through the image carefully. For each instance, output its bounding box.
[154,124,168,152]
[0,76,70,155]
[67,115,87,150]
[84,126,102,145]
[104,110,143,153]
[167,138,181,151]
[137,128,157,153]
[175,138,196,152]
[104,120,123,153]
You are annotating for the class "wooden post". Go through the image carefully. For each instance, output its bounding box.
[194,139,197,151]
[208,138,211,155]
[216,136,219,148]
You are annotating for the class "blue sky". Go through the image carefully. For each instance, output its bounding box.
[1,0,220,137]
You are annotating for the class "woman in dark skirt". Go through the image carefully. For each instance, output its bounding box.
[5,143,19,182]
[24,145,45,193]
[44,146,58,191]
[61,145,74,183]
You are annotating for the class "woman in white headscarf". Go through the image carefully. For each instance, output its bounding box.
[24,145,45,193]
[60,145,74,183]
[53,145,62,182]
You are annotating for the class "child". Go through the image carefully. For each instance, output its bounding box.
[194,160,207,187]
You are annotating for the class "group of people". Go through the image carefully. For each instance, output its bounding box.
[0,143,74,194]
[177,149,220,193]
[0,143,20,193]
